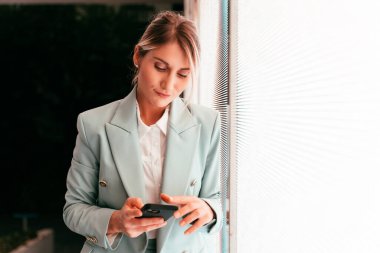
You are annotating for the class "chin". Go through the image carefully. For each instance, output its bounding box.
[153,100,171,108]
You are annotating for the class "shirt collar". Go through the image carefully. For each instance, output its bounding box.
[136,101,169,137]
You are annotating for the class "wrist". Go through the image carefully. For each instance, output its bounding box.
[107,211,121,235]
[202,199,215,220]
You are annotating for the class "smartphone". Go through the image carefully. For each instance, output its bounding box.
[137,203,178,221]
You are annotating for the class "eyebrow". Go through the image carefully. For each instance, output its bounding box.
[153,57,190,70]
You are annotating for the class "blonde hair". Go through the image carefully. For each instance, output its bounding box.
[132,11,200,100]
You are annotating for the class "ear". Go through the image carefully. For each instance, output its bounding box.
[133,45,140,67]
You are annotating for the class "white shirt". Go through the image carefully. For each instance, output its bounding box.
[136,102,169,239]
[106,102,169,246]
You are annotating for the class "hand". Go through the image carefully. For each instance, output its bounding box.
[107,197,167,238]
[161,193,214,235]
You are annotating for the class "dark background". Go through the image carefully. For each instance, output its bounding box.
[0,3,182,252]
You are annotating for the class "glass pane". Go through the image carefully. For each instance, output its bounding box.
[231,0,380,252]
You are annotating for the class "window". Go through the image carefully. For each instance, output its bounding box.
[185,0,229,252]
[190,0,380,252]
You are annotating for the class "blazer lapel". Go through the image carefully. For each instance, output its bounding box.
[106,91,200,251]
[160,98,200,196]
[158,98,200,251]
[105,86,146,202]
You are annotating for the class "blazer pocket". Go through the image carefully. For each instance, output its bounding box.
[189,178,201,196]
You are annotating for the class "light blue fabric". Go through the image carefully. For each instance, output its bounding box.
[63,86,222,253]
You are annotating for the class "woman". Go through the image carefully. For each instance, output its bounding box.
[63,11,222,253]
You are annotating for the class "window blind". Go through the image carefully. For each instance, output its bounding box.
[230,0,380,252]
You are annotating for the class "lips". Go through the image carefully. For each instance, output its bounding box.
[155,90,171,98]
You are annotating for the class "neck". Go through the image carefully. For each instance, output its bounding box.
[136,97,166,126]
[139,105,166,126]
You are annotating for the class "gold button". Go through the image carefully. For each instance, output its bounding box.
[91,236,98,243]
[86,235,98,243]
[99,180,107,187]
[190,179,197,187]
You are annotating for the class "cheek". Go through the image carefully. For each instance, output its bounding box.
[175,79,191,92]
[139,71,150,83]
[138,66,159,86]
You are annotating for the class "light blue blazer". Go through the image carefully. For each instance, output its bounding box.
[63,86,222,253]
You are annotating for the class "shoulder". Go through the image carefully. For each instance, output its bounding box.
[188,103,220,129]
[189,103,219,118]
[187,103,221,148]
[76,98,125,136]
[79,99,122,124]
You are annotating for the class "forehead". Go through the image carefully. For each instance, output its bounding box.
[146,41,190,68]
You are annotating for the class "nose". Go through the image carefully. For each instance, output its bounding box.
[160,71,176,92]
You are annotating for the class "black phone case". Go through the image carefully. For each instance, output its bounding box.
[138,204,178,221]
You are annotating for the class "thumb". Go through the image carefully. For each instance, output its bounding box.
[160,193,173,203]
[126,197,144,209]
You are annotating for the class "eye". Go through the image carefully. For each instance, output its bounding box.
[155,62,167,71]
[178,71,190,78]
[177,73,188,78]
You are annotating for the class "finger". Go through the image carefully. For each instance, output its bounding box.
[124,221,167,238]
[174,202,201,219]
[160,193,172,203]
[132,217,165,227]
[126,197,144,209]
[137,221,168,233]
[179,211,200,227]
[125,208,143,218]
[161,193,194,205]
[184,218,205,235]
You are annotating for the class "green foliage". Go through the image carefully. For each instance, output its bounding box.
[0,230,37,253]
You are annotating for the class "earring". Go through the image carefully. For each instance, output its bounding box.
[134,64,138,68]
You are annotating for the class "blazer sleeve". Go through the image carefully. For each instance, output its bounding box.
[63,113,115,249]
[199,112,223,234]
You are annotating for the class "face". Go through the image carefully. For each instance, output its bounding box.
[134,41,191,110]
